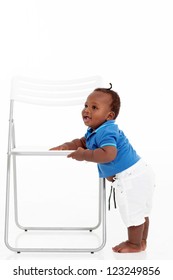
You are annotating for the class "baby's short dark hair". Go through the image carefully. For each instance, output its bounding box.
[94,83,120,119]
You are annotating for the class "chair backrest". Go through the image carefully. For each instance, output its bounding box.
[9,75,103,147]
[11,76,102,106]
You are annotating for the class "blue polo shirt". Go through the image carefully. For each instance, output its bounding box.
[85,120,140,178]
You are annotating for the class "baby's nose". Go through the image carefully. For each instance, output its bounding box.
[84,107,90,113]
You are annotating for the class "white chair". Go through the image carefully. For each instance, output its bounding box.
[5,76,106,253]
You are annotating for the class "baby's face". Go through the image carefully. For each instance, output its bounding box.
[82,91,114,129]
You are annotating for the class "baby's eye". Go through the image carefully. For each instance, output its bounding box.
[92,105,98,110]
[84,104,88,108]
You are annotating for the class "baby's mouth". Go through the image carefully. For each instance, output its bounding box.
[83,116,91,122]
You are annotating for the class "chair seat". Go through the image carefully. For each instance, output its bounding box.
[11,146,73,156]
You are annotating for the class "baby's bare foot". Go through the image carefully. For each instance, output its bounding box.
[112,240,144,253]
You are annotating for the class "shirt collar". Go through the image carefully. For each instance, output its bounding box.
[87,120,115,135]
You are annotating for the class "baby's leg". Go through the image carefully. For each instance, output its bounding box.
[112,218,150,253]
[141,217,149,250]
[112,223,145,253]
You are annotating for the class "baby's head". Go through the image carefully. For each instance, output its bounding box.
[82,84,120,129]
[94,84,120,119]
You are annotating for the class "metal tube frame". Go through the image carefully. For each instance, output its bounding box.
[4,100,106,253]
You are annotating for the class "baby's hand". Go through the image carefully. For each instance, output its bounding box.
[49,144,69,150]
[67,147,85,161]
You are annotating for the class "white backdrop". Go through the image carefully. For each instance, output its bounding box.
[0,0,173,267]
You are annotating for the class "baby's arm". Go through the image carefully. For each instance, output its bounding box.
[50,137,86,150]
[68,146,117,163]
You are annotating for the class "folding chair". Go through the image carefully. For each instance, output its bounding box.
[5,76,106,253]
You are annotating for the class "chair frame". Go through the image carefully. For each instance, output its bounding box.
[4,76,106,253]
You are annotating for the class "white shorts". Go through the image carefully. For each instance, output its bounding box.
[113,159,155,227]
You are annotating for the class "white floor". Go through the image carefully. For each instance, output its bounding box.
[1,218,172,261]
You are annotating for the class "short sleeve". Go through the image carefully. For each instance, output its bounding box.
[96,127,117,148]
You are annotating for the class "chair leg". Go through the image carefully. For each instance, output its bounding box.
[13,160,102,232]
[4,154,15,251]
[5,160,106,253]
[13,155,23,230]
[12,155,33,232]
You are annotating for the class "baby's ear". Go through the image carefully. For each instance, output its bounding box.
[107,111,115,120]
